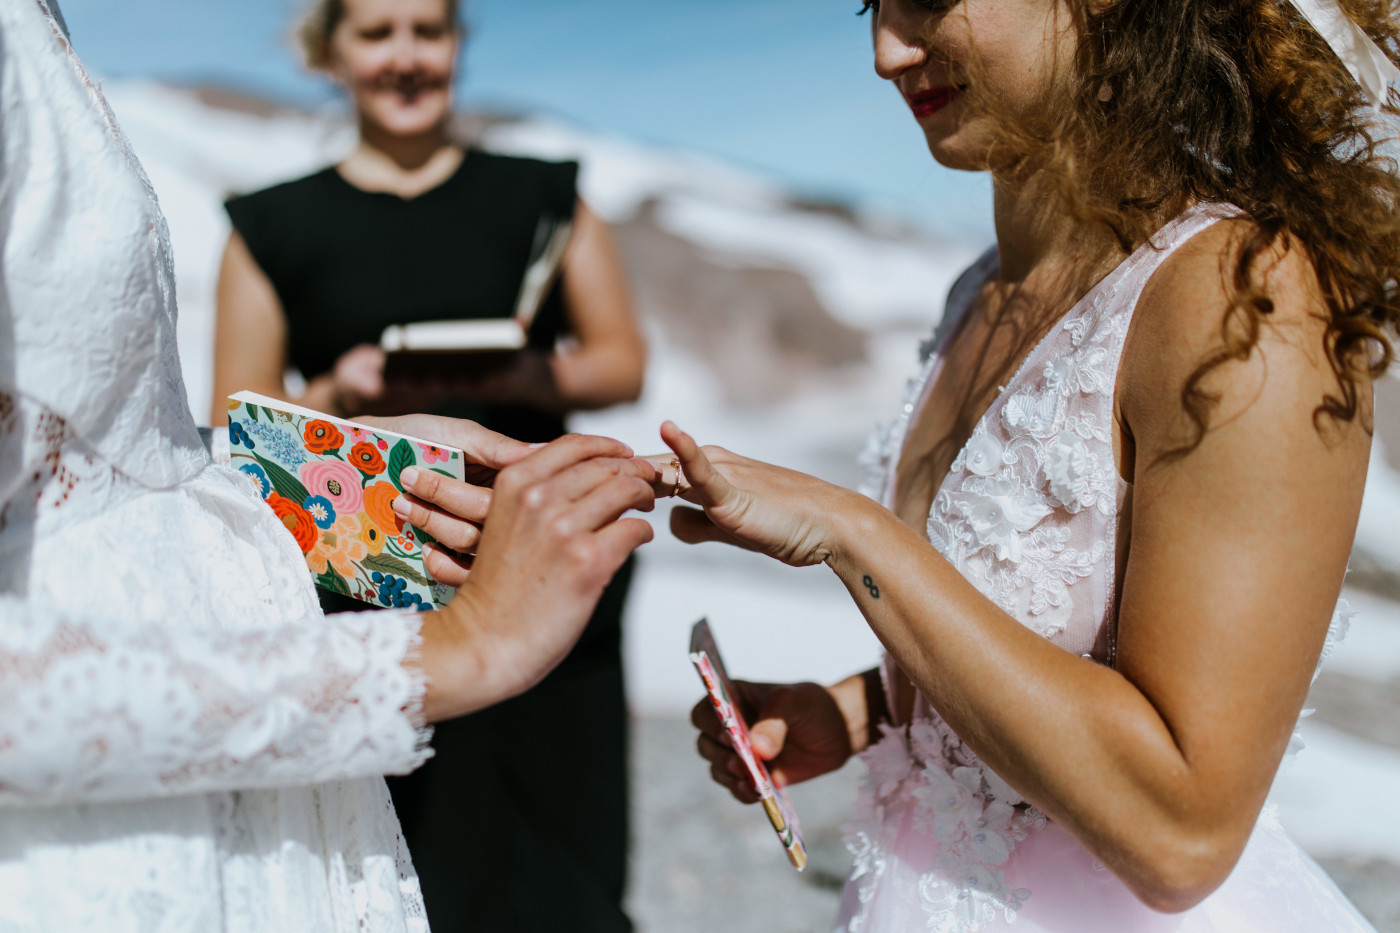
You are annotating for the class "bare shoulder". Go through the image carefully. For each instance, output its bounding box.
[1119,217,1370,462]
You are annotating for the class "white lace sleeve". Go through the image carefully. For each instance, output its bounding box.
[0,602,433,807]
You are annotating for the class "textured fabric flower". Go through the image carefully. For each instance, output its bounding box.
[963,433,1004,477]
[915,765,985,842]
[1001,392,1057,437]
[969,800,1017,864]
[350,441,387,476]
[303,419,345,454]
[300,459,364,516]
[416,443,450,465]
[363,481,405,536]
[1044,432,1096,510]
[303,495,337,530]
[955,478,1052,562]
[267,493,318,555]
[357,513,388,556]
[238,463,271,499]
[862,725,915,802]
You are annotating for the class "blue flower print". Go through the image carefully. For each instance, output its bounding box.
[238,463,271,499]
[228,421,256,450]
[303,495,337,529]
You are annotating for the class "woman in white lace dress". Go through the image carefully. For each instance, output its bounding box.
[676,1,1398,931]
[0,3,658,931]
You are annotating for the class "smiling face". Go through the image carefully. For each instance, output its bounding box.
[866,0,1080,171]
[327,0,461,139]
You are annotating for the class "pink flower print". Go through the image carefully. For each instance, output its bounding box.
[349,427,374,444]
[300,458,365,516]
[417,443,450,465]
[377,439,389,450]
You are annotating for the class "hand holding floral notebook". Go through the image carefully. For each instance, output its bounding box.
[226,390,464,610]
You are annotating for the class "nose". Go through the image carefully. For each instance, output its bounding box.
[872,7,929,81]
[388,28,419,72]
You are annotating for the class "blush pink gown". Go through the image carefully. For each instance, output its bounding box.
[838,204,1375,933]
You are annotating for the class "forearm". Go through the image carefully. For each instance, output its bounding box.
[0,603,431,807]
[295,373,350,418]
[546,340,645,411]
[823,497,1248,907]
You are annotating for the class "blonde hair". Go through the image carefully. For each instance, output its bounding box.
[297,0,464,71]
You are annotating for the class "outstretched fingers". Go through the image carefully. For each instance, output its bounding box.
[660,421,733,510]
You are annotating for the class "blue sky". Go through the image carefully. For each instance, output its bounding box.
[57,0,993,239]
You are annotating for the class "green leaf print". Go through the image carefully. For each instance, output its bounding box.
[254,452,311,504]
[362,553,430,587]
[387,438,416,491]
[315,568,351,597]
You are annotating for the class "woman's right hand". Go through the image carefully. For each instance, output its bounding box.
[417,434,659,722]
[693,679,857,803]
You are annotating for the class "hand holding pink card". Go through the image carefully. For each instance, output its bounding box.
[689,618,808,871]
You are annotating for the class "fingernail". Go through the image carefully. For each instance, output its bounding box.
[392,496,412,517]
[401,466,420,487]
[527,442,548,450]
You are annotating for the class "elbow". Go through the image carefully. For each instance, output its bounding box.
[1122,825,1245,914]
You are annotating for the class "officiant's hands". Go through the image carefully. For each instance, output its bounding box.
[693,678,865,802]
[414,433,658,722]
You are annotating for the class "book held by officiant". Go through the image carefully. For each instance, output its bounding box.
[226,390,463,610]
[379,215,572,376]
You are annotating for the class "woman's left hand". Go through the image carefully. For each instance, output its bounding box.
[658,421,860,567]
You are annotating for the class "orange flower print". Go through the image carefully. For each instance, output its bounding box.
[357,513,388,556]
[303,419,345,454]
[350,441,387,475]
[307,514,368,578]
[363,480,405,536]
[267,493,318,555]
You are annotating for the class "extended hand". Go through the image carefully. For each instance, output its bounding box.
[660,421,853,567]
[693,680,855,803]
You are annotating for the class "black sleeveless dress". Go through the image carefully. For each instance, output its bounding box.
[227,151,634,933]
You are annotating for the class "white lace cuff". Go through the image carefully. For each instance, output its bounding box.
[0,603,433,807]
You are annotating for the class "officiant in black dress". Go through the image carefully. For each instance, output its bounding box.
[211,1,646,930]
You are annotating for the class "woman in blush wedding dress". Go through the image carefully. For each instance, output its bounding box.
[668,1,1398,931]
[0,3,656,931]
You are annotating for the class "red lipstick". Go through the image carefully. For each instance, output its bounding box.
[906,86,958,118]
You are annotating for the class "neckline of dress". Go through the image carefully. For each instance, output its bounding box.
[890,203,1225,514]
[329,148,472,203]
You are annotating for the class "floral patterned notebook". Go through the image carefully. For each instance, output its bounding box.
[226,390,463,610]
[690,618,808,871]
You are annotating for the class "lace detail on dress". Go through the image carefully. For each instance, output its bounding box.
[843,723,1045,933]
[926,279,1130,643]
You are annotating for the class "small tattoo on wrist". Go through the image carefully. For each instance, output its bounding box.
[862,575,881,599]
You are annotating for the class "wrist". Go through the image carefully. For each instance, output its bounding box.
[415,602,500,723]
[821,487,887,574]
[827,669,885,756]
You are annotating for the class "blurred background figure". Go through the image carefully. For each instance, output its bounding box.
[58,1,1400,929]
[209,1,645,929]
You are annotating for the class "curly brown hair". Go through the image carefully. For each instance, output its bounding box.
[297,0,465,71]
[978,0,1400,451]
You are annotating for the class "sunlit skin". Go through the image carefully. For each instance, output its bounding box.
[210,0,645,423]
[675,0,1370,914]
